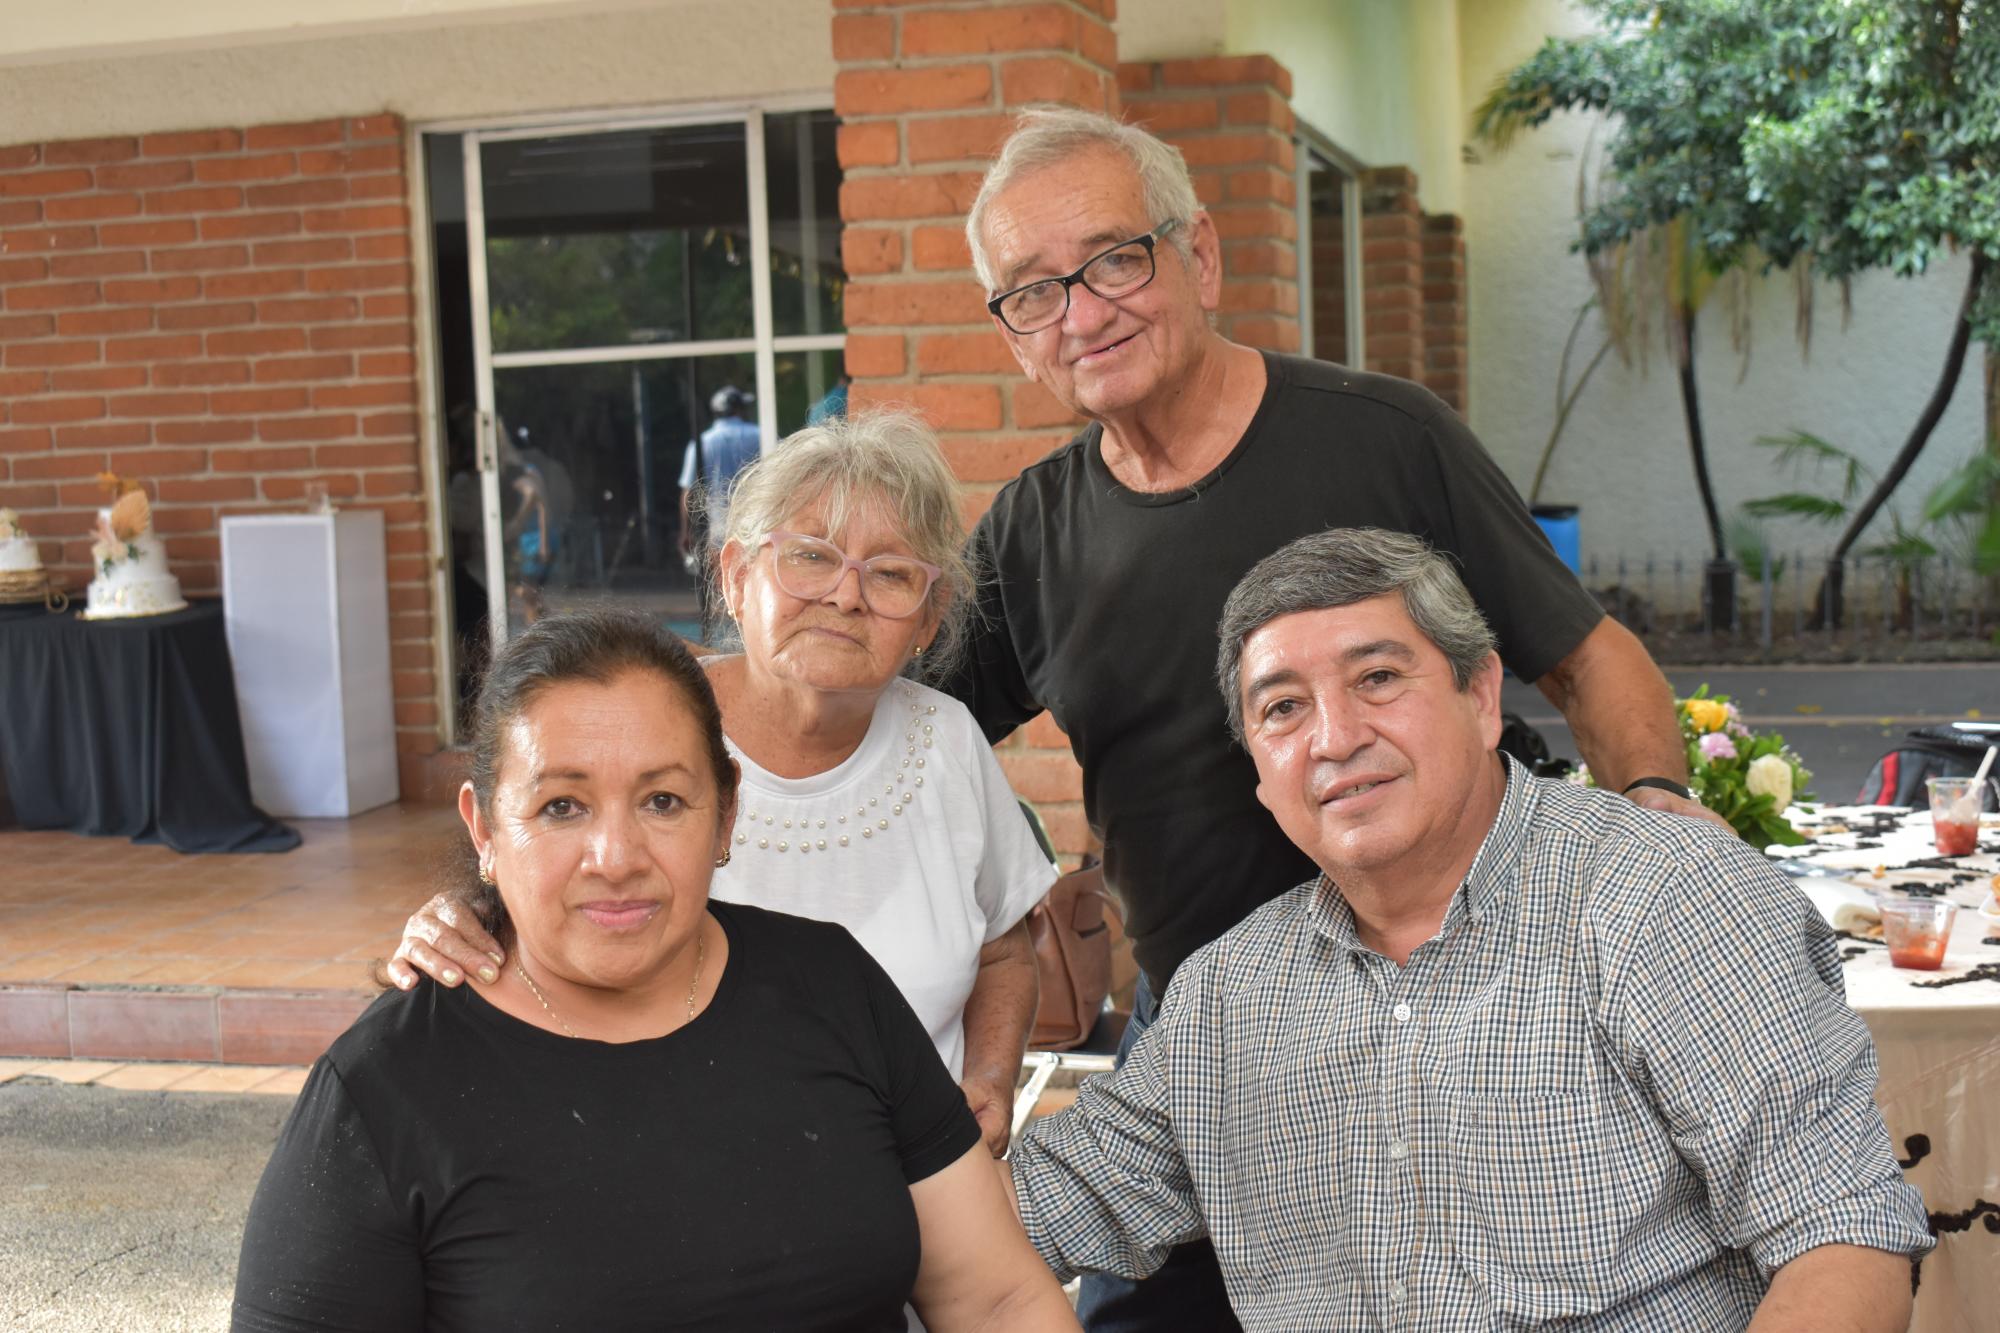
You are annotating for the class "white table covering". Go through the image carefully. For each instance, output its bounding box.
[1772,807,1999,1331]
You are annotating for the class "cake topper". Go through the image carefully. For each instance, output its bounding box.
[93,472,153,547]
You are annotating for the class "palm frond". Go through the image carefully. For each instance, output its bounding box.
[1920,453,2000,523]
[1741,493,1849,522]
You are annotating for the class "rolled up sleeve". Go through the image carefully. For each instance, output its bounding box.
[1614,835,1934,1274]
[1011,999,1207,1283]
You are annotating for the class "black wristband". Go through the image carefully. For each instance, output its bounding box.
[1622,776,1692,801]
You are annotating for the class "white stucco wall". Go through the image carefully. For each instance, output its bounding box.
[1458,0,1985,574]
[0,0,833,141]
[0,0,674,66]
[1118,0,1465,214]
[1113,0,1229,64]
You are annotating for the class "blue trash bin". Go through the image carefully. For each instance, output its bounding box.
[1531,504,1580,574]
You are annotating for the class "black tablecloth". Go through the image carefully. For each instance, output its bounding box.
[0,599,299,853]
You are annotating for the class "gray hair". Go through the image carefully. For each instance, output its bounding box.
[1215,528,1499,744]
[966,105,1200,293]
[712,410,979,685]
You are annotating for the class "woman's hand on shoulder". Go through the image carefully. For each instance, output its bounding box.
[960,1075,1014,1158]
[385,892,505,991]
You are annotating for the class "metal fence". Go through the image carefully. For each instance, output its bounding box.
[1582,553,1997,649]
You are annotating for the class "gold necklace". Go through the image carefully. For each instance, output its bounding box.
[513,922,706,1039]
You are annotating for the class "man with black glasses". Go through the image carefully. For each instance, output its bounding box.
[951,106,1718,1331]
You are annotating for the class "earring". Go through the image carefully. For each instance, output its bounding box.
[478,865,495,886]
[714,850,732,868]
[913,643,926,658]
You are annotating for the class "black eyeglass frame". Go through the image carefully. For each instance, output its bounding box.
[985,218,1183,335]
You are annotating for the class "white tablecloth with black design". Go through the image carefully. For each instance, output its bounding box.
[1774,807,1999,1332]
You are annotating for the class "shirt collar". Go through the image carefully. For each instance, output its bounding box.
[1307,754,1539,953]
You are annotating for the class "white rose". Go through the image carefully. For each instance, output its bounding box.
[1745,754,1793,810]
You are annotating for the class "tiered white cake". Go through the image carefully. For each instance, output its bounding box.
[0,508,42,578]
[85,485,186,619]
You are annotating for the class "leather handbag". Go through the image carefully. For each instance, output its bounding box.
[1027,858,1118,1050]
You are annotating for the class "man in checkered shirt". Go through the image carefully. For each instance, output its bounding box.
[1009,527,1933,1330]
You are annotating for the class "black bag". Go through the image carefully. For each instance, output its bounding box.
[1498,711,1572,778]
[1856,724,1999,809]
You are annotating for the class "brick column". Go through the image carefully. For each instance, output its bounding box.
[1308,200,1349,365]
[1422,212,1467,413]
[1116,55,1299,353]
[834,0,1118,862]
[0,118,441,784]
[1359,166,1425,383]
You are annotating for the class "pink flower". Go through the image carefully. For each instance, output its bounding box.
[1698,732,1738,762]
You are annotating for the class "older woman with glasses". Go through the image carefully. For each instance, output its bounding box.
[391,411,1056,1157]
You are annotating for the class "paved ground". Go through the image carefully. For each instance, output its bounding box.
[1503,661,1998,803]
[0,1079,288,1330]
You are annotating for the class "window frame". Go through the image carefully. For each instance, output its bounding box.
[411,97,841,741]
[1293,123,1366,371]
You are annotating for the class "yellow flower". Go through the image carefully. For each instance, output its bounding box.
[1682,698,1729,733]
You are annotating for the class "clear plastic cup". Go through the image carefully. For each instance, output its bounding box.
[1879,897,1956,970]
[1926,776,1994,857]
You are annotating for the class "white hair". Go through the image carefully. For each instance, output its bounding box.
[965,105,1201,293]
[709,410,980,685]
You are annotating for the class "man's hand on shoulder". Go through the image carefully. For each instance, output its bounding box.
[1624,783,1737,834]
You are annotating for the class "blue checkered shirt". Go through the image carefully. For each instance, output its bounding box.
[1012,760,1933,1329]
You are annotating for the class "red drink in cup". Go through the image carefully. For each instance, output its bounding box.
[1880,898,1956,971]
[1926,776,1991,857]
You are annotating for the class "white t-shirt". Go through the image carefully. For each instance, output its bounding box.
[707,676,1056,1078]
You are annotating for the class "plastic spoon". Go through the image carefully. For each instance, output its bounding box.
[1949,745,1997,825]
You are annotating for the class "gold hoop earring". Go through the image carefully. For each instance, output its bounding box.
[478,866,495,886]
[714,850,732,868]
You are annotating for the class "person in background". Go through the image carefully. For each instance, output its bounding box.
[1008,528,1933,1330]
[679,384,763,561]
[233,610,1077,1333]
[392,412,1053,1158]
[952,105,1720,1329]
[808,372,851,426]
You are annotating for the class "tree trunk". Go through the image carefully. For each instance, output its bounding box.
[1808,251,1990,627]
[1829,251,1987,558]
[1675,308,1727,561]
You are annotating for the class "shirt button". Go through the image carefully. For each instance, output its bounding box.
[1389,1282,1407,1304]
[1392,1002,1412,1023]
[1388,1139,1408,1162]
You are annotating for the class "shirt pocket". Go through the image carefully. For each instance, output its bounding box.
[1444,1092,1617,1321]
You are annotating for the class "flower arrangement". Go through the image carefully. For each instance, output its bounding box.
[1676,686,1814,849]
[1569,686,1814,848]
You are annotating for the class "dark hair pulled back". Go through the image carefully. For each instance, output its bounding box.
[460,609,735,946]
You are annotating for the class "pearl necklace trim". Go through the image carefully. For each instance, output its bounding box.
[733,689,937,855]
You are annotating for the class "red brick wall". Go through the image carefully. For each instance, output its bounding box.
[0,117,438,778]
[1117,56,1300,354]
[1422,213,1467,413]
[1359,165,1424,384]
[1309,198,1349,365]
[834,0,1120,862]
[1357,164,1469,410]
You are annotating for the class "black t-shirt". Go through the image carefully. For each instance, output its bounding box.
[231,902,981,1333]
[948,353,1603,987]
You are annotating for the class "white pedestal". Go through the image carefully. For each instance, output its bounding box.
[221,512,400,818]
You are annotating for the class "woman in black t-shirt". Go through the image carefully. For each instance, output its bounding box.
[232,610,1076,1333]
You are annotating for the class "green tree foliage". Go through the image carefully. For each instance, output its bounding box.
[1476,1,1998,602]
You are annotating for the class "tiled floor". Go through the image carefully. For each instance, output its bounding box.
[0,801,465,1062]
[0,800,463,989]
[0,1056,307,1095]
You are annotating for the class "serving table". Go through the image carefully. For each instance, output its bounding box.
[1774,806,1999,1332]
[0,601,299,853]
